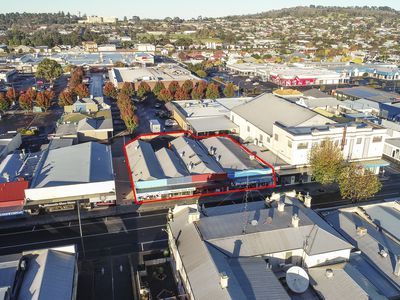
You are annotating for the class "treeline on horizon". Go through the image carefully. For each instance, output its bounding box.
[0,5,398,26]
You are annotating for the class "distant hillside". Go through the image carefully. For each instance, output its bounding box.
[228,5,399,19]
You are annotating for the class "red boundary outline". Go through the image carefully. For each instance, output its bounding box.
[123,130,277,204]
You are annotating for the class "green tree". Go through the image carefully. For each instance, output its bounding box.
[168,81,180,96]
[35,91,52,111]
[223,82,235,98]
[182,80,194,94]
[120,82,135,97]
[195,69,207,78]
[19,94,33,111]
[338,164,381,202]
[74,83,90,98]
[309,140,344,185]
[152,81,166,98]
[36,58,63,83]
[59,89,74,106]
[174,87,189,100]
[205,83,220,99]
[0,93,9,111]
[113,61,126,68]
[158,89,173,102]
[6,88,17,104]
[137,81,151,99]
[103,82,118,99]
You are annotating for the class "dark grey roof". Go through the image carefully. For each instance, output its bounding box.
[170,136,224,174]
[125,140,164,181]
[303,88,330,98]
[324,209,400,288]
[231,93,332,135]
[336,86,400,103]
[31,142,114,188]
[200,136,264,171]
[155,148,189,178]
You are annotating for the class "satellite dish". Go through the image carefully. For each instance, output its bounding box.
[286,266,309,294]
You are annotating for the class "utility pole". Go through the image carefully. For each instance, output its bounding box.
[77,200,85,257]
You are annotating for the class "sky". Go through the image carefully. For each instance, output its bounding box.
[1,0,399,19]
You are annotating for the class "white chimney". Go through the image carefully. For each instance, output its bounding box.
[285,190,296,198]
[325,269,334,278]
[220,272,229,289]
[270,192,281,201]
[277,201,285,212]
[292,214,299,228]
[2,172,10,182]
[394,256,400,277]
[356,226,367,237]
[304,194,312,208]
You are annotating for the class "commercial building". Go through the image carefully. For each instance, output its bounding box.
[226,63,350,86]
[167,192,355,300]
[25,142,116,209]
[167,98,251,135]
[77,116,113,142]
[0,246,78,300]
[109,65,202,89]
[124,134,274,202]
[230,93,388,183]
[63,97,110,114]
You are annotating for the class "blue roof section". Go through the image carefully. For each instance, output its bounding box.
[336,87,400,103]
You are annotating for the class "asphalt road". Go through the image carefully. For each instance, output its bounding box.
[0,211,168,257]
[90,73,104,97]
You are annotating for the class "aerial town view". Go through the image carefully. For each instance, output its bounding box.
[1,0,400,299]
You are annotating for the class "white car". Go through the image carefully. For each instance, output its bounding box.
[165,119,177,127]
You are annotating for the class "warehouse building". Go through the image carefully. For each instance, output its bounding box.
[124,134,274,202]
[167,98,251,135]
[109,64,202,89]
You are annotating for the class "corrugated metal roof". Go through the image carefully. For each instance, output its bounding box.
[31,142,114,188]
[229,258,290,300]
[18,249,76,300]
[324,210,400,288]
[0,180,28,202]
[231,93,332,135]
[309,263,385,300]
[200,136,263,171]
[126,140,164,181]
[170,136,224,174]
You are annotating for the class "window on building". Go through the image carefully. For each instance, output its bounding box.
[274,134,279,141]
[267,136,270,143]
[297,142,308,149]
[260,134,263,142]
[357,137,362,144]
[373,136,382,143]
[231,115,234,122]
[288,140,292,148]
[247,126,250,132]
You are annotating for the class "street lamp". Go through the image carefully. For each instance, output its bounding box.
[77,200,86,257]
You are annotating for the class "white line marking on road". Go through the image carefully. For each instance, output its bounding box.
[0,213,166,237]
[0,224,165,250]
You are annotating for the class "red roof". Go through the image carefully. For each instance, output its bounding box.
[0,180,29,205]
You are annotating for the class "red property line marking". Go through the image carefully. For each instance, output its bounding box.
[123,130,277,204]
